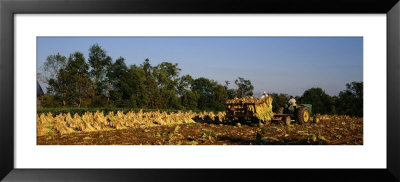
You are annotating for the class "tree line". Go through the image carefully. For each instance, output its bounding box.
[38,44,252,111]
[269,81,363,117]
[38,44,363,117]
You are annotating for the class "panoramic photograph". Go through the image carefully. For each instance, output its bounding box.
[36,37,363,145]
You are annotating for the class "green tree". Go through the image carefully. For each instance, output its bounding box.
[41,94,56,108]
[330,96,338,115]
[88,44,112,97]
[153,62,181,109]
[128,65,148,108]
[192,77,214,110]
[336,82,363,117]
[213,84,228,110]
[44,54,70,107]
[50,52,91,107]
[177,75,199,109]
[302,87,333,114]
[41,53,67,106]
[141,59,161,109]
[67,52,92,107]
[268,93,290,112]
[42,53,67,82]
[177,75,193,96]
[106,57,129,107]
[192,77,228,111]
[224,81,237,99]
[181,90,200,110]
[234,77,254,98]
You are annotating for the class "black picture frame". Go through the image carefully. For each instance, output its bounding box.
[1,0,399,181]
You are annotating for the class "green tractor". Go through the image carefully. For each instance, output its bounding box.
[273,104,320,125]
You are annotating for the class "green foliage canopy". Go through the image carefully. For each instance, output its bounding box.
[39,44,363,117]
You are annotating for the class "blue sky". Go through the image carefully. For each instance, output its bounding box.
[37,37,363,96]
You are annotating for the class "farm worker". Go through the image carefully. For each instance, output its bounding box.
[288,96,296,106]
[288,96,296,113]
[260,91,268,98]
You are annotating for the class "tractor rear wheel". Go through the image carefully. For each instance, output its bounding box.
[297,106,310,124]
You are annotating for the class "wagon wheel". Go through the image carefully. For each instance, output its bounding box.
[297,106,310,124]
[259,118,270,126]
[284,116,291,125]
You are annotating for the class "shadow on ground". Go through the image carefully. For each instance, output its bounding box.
[191,116,287,127]
[191,116,260,127]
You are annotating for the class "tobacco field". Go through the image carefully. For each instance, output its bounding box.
[37,110,363,145]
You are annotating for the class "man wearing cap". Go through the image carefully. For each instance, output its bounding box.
[288,96,296,106]
[288,96,296,113]
[260,91,268,98]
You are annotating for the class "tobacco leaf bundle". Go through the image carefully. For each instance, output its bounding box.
[226,96,274,122]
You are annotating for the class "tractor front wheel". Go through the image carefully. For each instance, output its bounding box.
[297,107,310,124]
